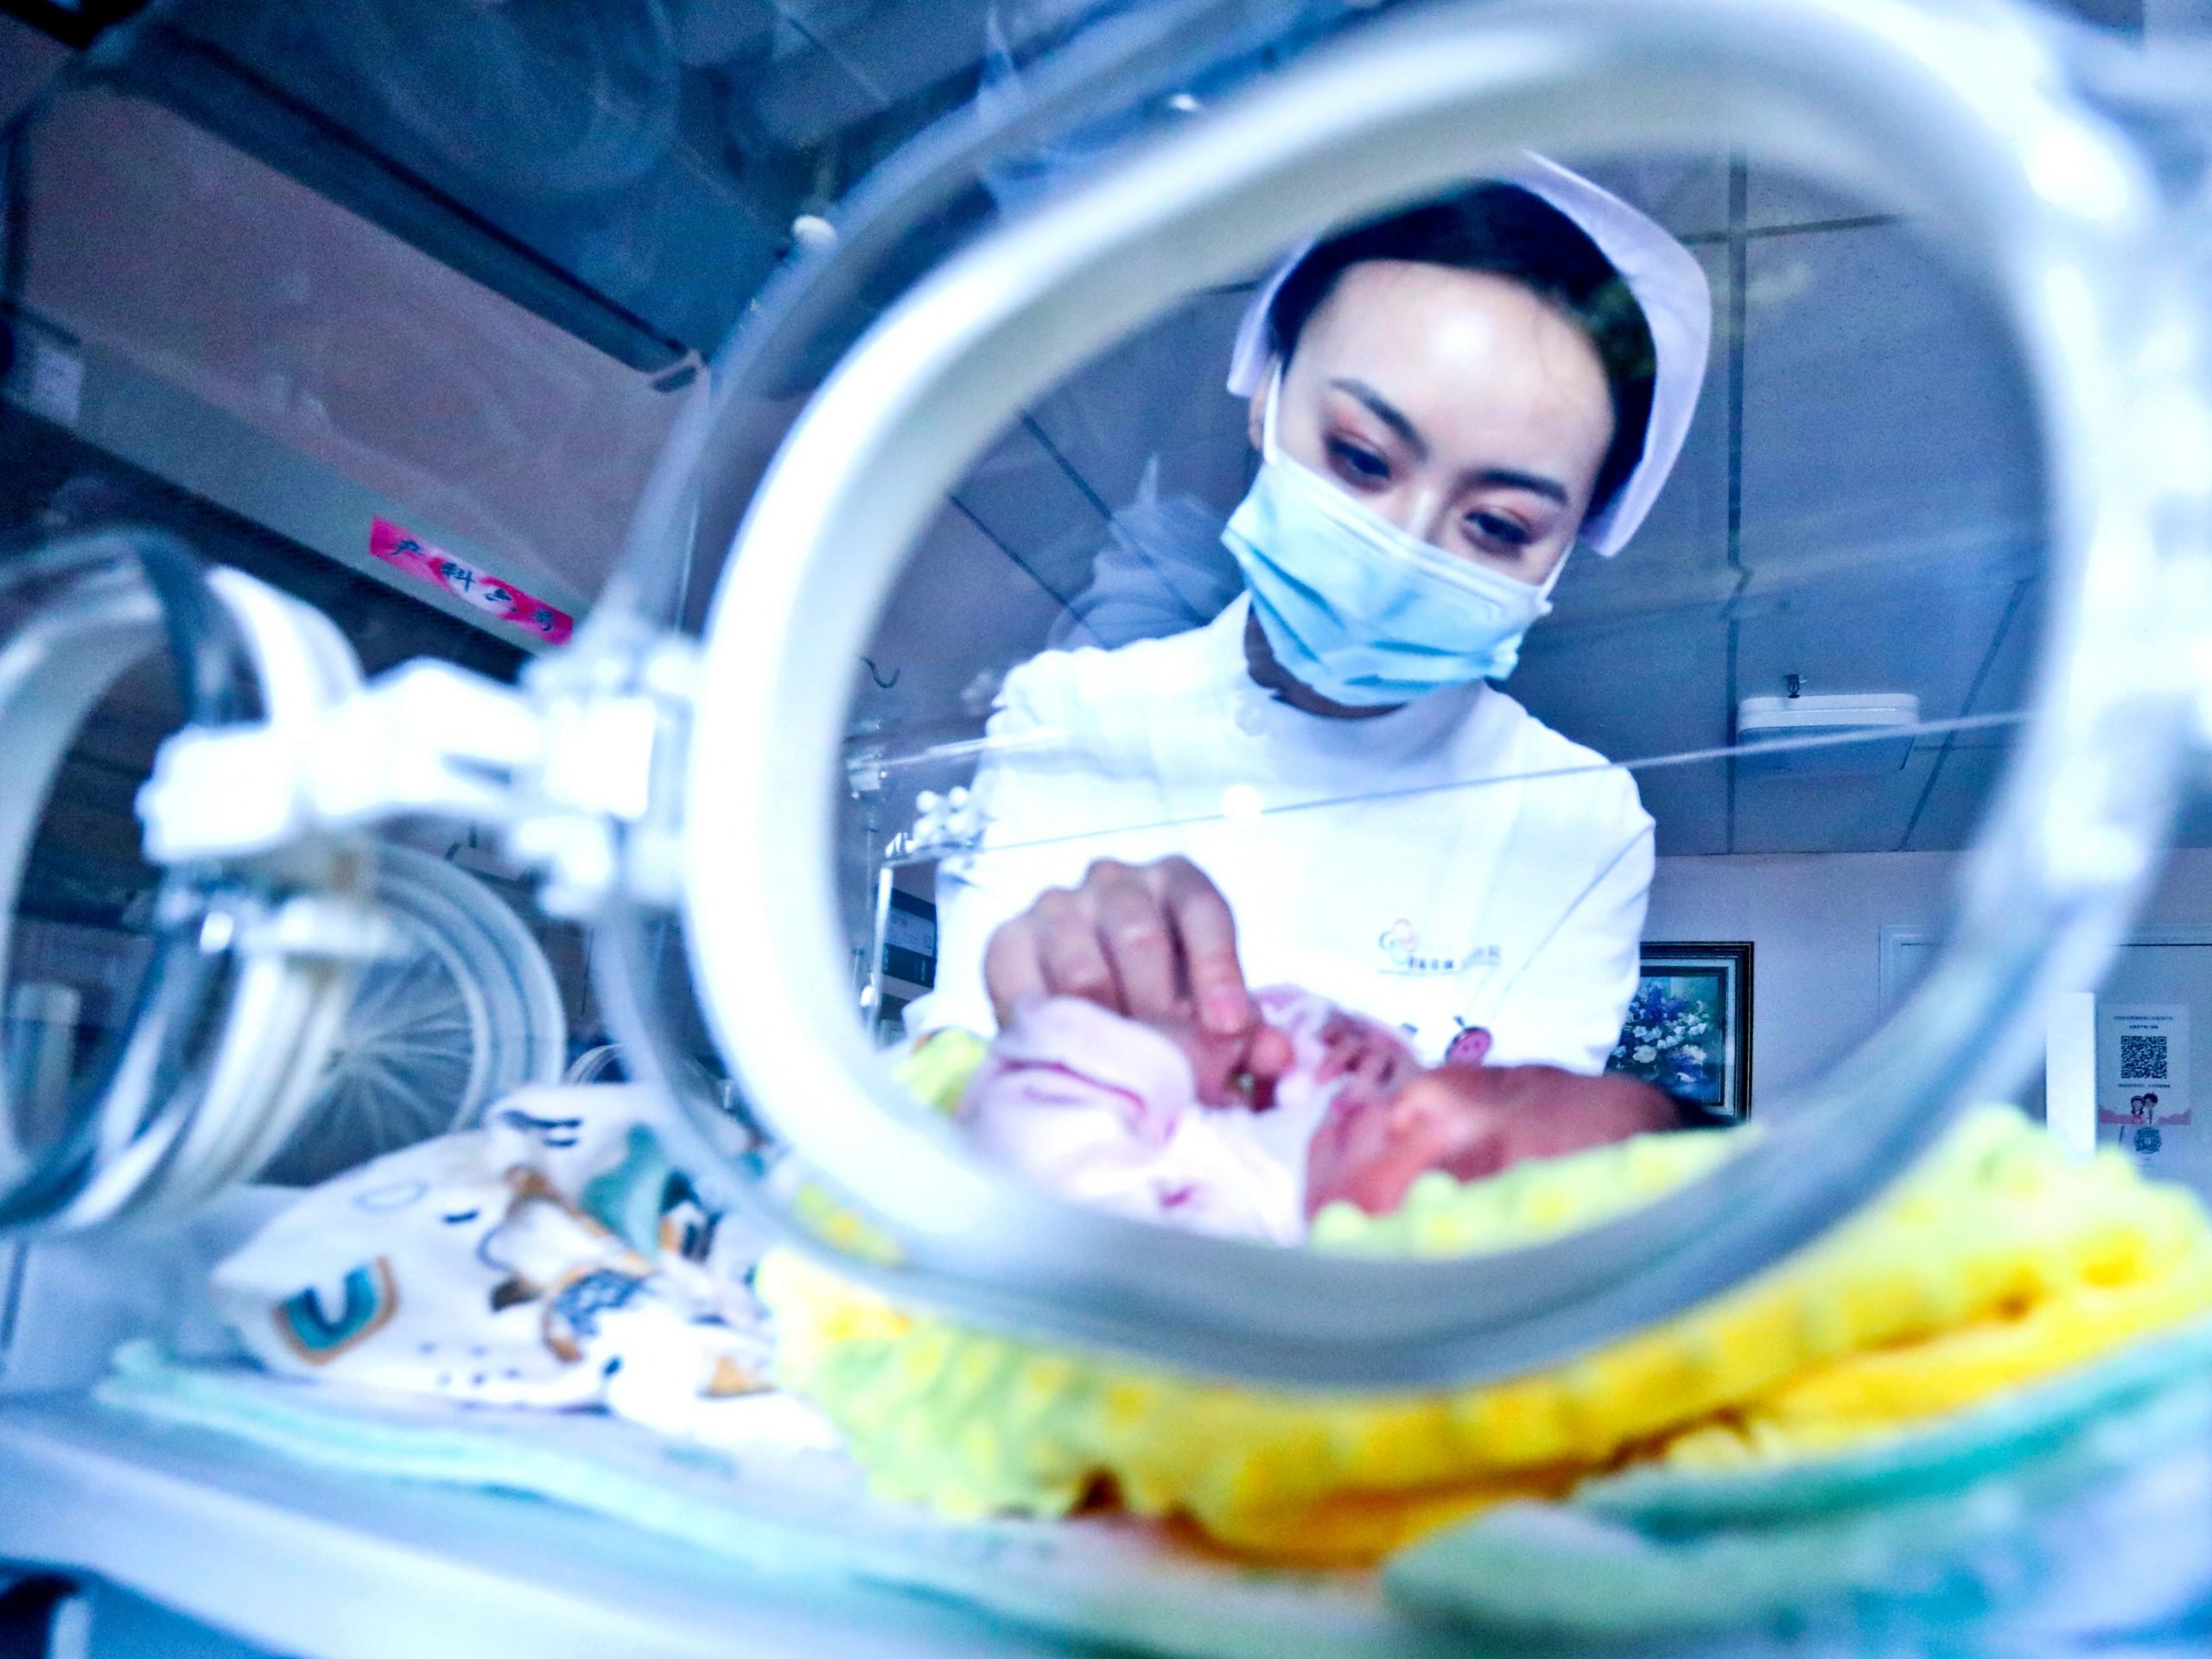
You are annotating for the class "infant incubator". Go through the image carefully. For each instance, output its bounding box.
[3,0,2212,1653]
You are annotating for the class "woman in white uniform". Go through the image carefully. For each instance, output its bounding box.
[908,155,1712,1090]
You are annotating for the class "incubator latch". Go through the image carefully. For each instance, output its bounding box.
[513,623,699,917]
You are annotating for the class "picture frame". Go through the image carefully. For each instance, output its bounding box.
[1605,943,1754,1120]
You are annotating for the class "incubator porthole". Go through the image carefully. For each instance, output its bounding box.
[681,0,2203,1387]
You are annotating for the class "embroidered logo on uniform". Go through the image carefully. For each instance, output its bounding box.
[1376,919,1500,977]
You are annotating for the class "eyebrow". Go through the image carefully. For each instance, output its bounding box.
[1329,378,1428,461]
[1325,376,1573,506]
[1475,466,1571,506]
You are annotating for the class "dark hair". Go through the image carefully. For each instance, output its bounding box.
[1267,183,1658,518]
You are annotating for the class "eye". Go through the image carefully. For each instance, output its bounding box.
[1325,438,1390,486]
[1465,512,1532,550]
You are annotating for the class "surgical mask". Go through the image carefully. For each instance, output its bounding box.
[1221,372,1563,708]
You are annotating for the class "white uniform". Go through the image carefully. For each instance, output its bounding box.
[909,595,1653,1071]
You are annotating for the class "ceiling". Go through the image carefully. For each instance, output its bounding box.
[0,0,1361,634]
[2,0,2197,867]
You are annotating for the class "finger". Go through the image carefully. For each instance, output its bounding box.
[1034,894,1119,1010]
[1192,1041,1243,1109]
[1092,872,1179,1020]
[1153,859,1252,1036]
[1313,1015,1358,1083]
[983,919,1051,1028]
[1244,1024,1296,1084]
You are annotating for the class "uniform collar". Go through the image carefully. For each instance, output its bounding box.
[1204,593,1486,749]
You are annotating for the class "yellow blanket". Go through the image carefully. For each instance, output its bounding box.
[761,1104,2212,1565]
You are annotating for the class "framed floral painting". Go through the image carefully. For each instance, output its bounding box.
[1605,944,1754,1119]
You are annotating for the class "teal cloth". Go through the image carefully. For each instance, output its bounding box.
[1581,1314,2212,1529]
[100,1321,2212,1658]
[1386,1318,2212,1649]
[96,1343,1445,1659]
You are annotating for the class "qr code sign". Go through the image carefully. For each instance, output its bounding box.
[2120,1033,2171,1082]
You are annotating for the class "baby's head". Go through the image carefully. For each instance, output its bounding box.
[1303,1059,1677,1219]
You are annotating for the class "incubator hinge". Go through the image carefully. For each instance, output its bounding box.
[136,620,698,919]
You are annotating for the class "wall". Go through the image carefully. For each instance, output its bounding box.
[1646,848,2212,1116]
[2147,0,2212,37]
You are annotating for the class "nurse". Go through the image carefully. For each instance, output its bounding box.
[908,155,1711,1086]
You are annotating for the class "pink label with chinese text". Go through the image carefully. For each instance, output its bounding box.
[369,518,574,645]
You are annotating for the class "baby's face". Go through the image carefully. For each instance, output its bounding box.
[1303,1063,1677,1218]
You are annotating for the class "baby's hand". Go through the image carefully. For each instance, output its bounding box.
[1313,1012,1416,1105]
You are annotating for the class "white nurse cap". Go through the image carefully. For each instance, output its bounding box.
[1224,153,1713,557]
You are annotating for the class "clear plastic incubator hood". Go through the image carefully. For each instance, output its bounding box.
[4,0,2212,1647]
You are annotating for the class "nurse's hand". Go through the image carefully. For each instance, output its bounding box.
[984,856,1294,1086]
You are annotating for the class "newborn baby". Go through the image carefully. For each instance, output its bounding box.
[958,988,1676,1243]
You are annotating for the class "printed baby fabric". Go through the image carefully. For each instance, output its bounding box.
[212,1084,795,1446]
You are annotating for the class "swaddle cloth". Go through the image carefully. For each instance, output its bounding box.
[961,987,1403,1244]
[211,1084,806,1448]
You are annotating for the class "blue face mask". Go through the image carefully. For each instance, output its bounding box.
[1221,373,1564,708]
